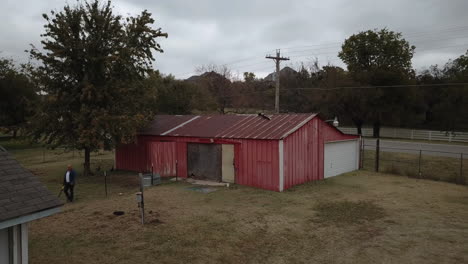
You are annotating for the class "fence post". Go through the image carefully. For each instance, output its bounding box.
[429,131,432,141]
[375,138,380,172]
[449,133,452,143]
[104,171,108,197]
[361,140,365,169]
[151,164,154,186]
[411,130,414,140]
[359,136,364,169]
[176,160,178,182]
[138,173,145,224]
[460,153,464,185]
[418,150,422,178]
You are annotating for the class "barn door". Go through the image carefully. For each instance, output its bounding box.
[187,143,222,181]
[149,142,177,177]
[221,144,235,183]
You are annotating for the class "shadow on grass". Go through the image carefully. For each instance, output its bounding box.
[312,200,386,226]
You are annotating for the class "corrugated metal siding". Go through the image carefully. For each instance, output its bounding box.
[236,139,279,191]
[115,141,147,172]
[136,135,279,191]
[283,118,322,189]
[322,122,358,142]
[148,142,177,177]
[214,114,315,139]
[139,114,317,140]
[283,118,358,190]
[139,115,196,135]
[176,142,187,178]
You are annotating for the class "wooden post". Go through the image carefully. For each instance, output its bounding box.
[418,150,422,178]
[266,49,289,113]
[176,160,178,182]
[362,142,365,169]
[359,136,363,169]
[104,171,108,197]
[460,153,464,185]
[375,138,380,172]
[138,173,145,224]
[151,164,154,186]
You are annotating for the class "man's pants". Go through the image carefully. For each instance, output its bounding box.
[64,183,74,202]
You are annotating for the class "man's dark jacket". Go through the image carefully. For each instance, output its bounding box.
[63,169,77,185]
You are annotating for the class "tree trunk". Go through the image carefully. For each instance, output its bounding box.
[424,110,434,124]
[357,125,362,136]
[353,119,364,135]
[83,147,91,176]
[12,129,17,138]
[372,122,381,138]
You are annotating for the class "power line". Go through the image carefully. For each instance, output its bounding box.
[286,83,468,91]
[172,25,468,78]
[277,25,468,51]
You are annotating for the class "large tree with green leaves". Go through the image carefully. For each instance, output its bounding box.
[29,0,167,175]
[0,58,37,137]
[435,50,468,131]
[338,28,415,137]
[145,72,198,114]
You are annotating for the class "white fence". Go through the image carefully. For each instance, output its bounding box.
[338,126,468,143]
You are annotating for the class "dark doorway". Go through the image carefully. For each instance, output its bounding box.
[187,143,222,181]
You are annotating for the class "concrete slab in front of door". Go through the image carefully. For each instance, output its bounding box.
[170,177,228,187]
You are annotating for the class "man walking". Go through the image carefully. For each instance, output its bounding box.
[63,164,76,202]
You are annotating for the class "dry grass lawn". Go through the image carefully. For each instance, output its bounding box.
[2,139,468,264]
[26,172,468,264]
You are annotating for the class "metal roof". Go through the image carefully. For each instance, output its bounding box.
[140,113,318,140]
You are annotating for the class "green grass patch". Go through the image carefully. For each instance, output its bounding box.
[362,150,468,185]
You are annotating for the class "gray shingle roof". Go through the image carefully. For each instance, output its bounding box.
[0,148,63,222]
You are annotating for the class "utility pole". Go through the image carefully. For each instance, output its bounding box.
[266,49,289,113]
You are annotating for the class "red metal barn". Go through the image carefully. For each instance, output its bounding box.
[115,114,359,191]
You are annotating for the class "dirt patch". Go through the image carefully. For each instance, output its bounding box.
[313,200,386,225]
[148,218,164,225]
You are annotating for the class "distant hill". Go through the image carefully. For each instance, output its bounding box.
[263,66,298,81]
[186,71,228,82]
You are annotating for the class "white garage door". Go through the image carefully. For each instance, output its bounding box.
[324,140,359,178]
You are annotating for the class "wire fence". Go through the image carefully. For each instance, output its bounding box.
[7,147,114,170]
[361,140,468,185]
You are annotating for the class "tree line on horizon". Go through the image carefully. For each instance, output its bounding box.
[0,0,467,175]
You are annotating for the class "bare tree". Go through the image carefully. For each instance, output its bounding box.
[194,64,233,114]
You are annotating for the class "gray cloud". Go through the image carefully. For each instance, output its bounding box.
[1,0,468,78]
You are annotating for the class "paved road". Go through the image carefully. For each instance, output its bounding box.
[363,139,468,158]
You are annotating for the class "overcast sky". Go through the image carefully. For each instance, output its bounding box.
[1,0,468,79]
